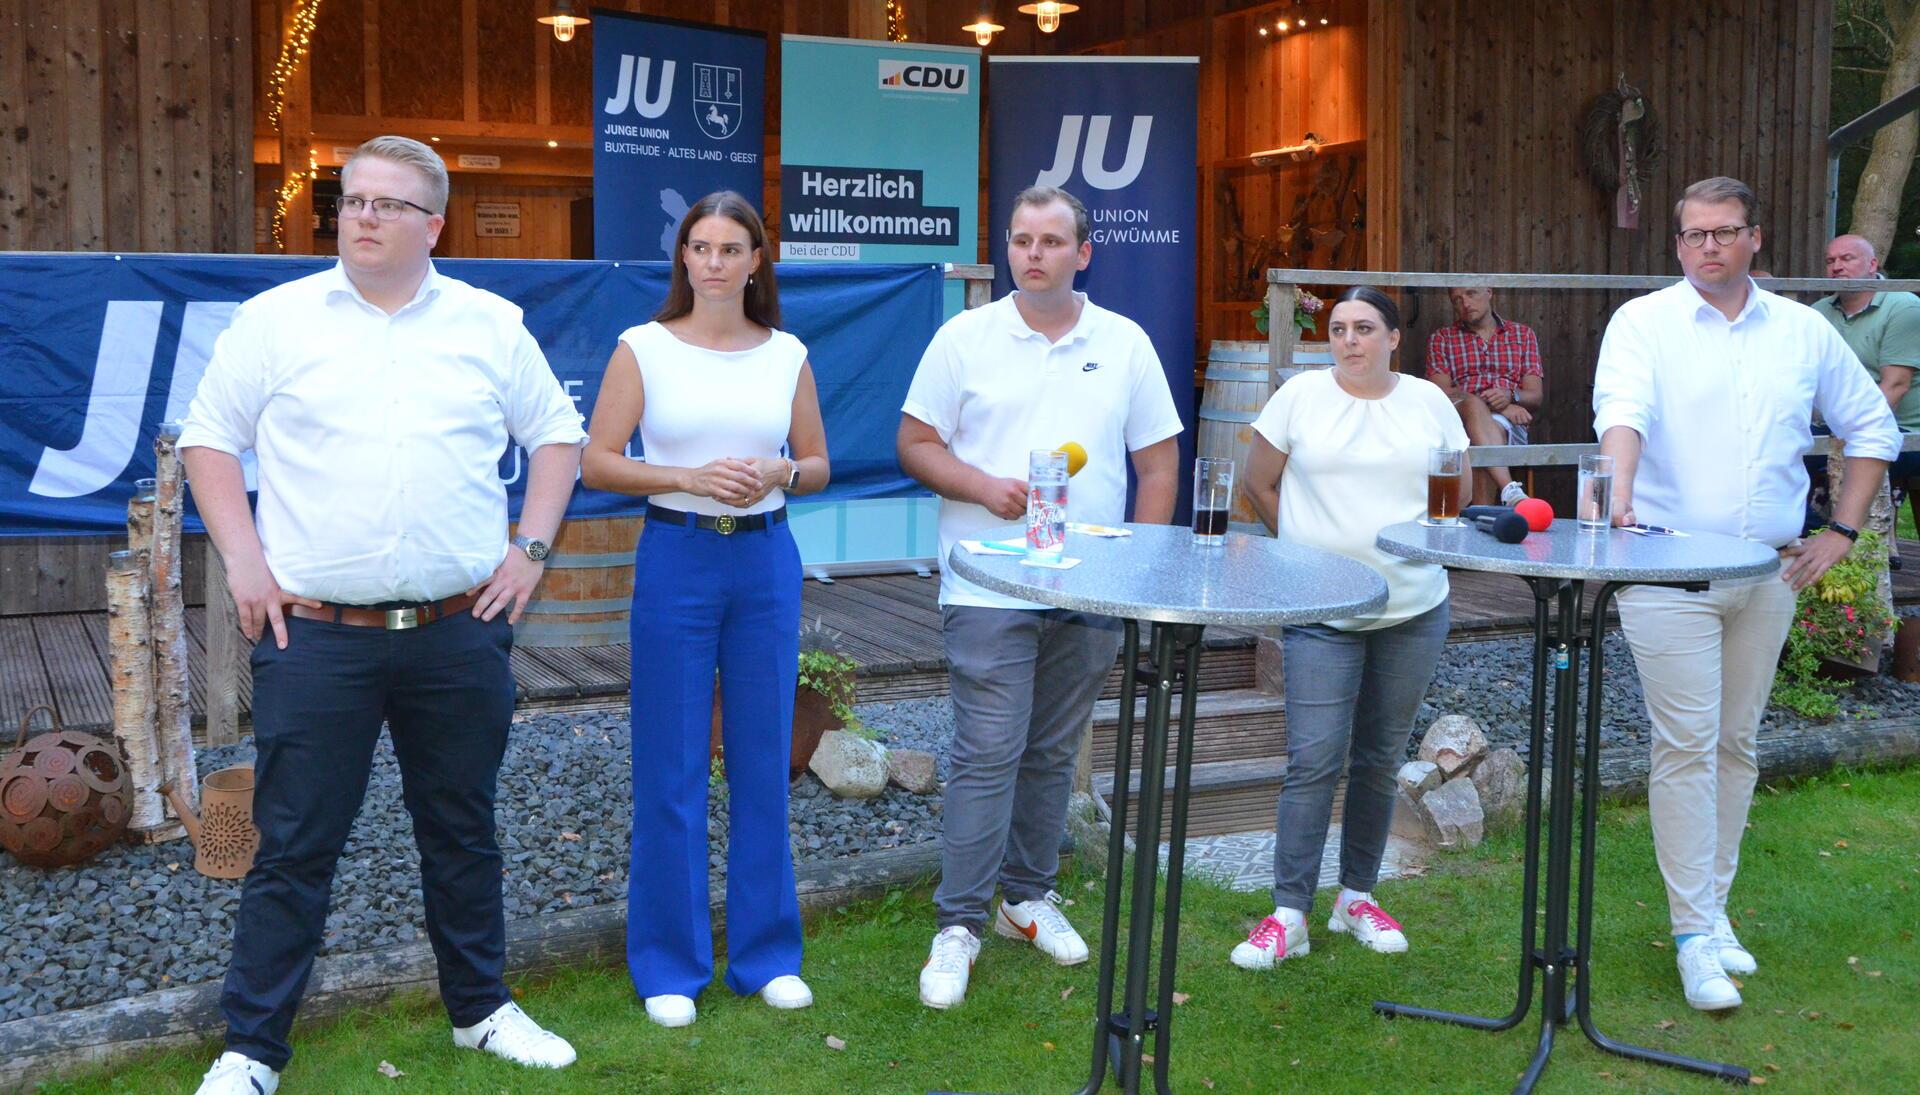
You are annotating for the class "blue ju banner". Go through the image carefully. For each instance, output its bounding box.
[0,255,941,537]
[592,11,766,259]
[987,57,1199,515]
[777,35,979,279]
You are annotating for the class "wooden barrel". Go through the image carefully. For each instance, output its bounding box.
[1196,340,1332,526]
[510,515,644,647]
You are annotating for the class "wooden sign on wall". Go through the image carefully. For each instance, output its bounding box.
[475,203,523,238]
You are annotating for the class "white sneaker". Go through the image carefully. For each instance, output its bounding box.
[1677,935,1742,1011]
[1501,481,1529,506]
[451,1000,576,1068]
[994,890,1090,965]
[1711,915,1757,976]
[193,1051,279,1095]
[644,994,697,1027]
[1328,896,1409,953]
[1230,910,1310,970]
[759,974,814,1009]
[920,925,982,1009]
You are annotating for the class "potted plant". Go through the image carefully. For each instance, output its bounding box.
[1250,285,1324,337]
[710,617,864,777]
[1769,531,1893,718]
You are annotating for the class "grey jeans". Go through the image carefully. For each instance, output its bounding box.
[1271,601,1450,912]
[934,606,1123,933]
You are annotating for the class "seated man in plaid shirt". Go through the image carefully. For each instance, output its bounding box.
[1426,285,1544,506]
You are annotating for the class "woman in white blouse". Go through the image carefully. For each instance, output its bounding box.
[1229,286,1469,970]
[582,192,829,1028]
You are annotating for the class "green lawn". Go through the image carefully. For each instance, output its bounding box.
[40,767,1919,1095]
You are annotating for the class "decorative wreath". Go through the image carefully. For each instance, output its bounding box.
[1581,80,1662,195]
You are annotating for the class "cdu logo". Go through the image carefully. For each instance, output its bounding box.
[692,63,744,139]
[1035,115,1153,191]
[602,54,675,119]
[877,59,969,95]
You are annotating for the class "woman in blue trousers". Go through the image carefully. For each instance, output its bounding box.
[582,191,830,1028]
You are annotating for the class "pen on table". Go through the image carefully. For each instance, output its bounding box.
[1631,523,1682,535]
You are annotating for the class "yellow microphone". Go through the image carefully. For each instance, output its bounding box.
[1056,441,1087,477]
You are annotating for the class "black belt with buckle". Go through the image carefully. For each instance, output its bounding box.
[647,504,787,536]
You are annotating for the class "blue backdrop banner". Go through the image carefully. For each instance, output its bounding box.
[0,255,941,536]
[986,57,1199,516]
[592,12,766,259]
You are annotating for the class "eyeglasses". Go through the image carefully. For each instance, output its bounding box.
[1677,225,1755,249]
[334,195,437,221]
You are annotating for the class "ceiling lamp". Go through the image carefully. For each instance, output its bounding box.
[1017,2,1079,34]
[537,0,590,43]
[962,15,1004,46]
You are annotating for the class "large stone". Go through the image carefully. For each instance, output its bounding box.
[808,731,888,799]
[1470,748,1529,832]
[1396,760,1441,799]
[1389,785,1442,845]
[1419,715,1490,779]
[887,748,939,795]
[1420,778,1485,850]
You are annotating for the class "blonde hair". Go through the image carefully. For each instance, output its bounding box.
[343,135,449,214]
[1672,176,1758,234]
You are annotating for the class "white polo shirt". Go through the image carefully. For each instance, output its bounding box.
[903,291,1184,609]
[179,262,587,605]
[1593,279,1899,548]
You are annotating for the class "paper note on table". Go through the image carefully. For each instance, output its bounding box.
[959,539,1024,556]
[1068,522,1131,537]
[1020,556,1082,570]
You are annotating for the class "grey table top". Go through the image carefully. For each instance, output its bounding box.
[945,523,1388,626]
[1376,519,1782,583]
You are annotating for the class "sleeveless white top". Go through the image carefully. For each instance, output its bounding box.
[617,320,807,516]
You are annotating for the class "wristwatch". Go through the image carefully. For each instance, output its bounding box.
[511,534,551,562]
[786,459,801,491]
[1825,520,1860,543]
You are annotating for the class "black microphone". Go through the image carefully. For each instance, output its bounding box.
[1466,509,1528,543]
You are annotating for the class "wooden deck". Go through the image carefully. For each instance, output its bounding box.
[9,550,1920,737]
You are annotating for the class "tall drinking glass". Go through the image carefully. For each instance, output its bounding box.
[1026,449,1069,561]
[1578,453,1615,532]
[1424,447,1465,526]
[1192,458,1234,546]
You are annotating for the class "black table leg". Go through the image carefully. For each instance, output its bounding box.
[1571,584,1751,1085]
[1077,621,1206,1095]
[1375,579,1558,1031]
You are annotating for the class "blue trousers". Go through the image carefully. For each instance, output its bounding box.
[626,517,803,999]
[223,611,515,1071]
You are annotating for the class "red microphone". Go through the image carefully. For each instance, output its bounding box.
[1514,497,1554,532]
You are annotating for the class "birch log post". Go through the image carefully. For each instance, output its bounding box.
[106,551,164,833]
[151,423,198,819]
[203,544,243,747]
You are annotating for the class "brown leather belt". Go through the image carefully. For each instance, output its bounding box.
[290,592,479,630]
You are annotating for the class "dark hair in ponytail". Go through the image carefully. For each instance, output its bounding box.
[1335,286,1402,332]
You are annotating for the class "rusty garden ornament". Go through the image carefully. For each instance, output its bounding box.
[161,765,258,879]
[0,705,133,868]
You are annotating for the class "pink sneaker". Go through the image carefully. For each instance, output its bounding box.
[1230,913,1310,970]
[1328,898,1408,953]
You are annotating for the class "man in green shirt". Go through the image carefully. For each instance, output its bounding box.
[1814,235,1920,435]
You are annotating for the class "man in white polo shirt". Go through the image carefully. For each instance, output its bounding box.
[179,136,584,1093]
[899,185,1182,1009]
[1594,176,1898,1013]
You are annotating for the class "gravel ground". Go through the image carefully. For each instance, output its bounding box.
[5,639,1916,1024]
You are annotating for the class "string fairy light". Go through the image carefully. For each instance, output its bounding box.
[270,148,320,253]
[265,0,322,131]
[886,0,908,42]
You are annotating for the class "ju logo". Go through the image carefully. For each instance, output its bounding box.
[1035,115,1153,191]
[692,63,744,139]
[602,55,675,119]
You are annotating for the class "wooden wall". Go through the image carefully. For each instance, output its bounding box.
[1383,0,1834,452]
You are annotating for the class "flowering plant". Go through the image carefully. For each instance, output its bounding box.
[1251,286,1324,336]
[1769,531,1893,717]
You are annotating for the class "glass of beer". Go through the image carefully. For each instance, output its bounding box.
[1192,457,1233,546]
[1424,446,1464,526]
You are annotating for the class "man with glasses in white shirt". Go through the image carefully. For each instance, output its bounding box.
[179,136,584,1093]
[1593,176,1898,1013]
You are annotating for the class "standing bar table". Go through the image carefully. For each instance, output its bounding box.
[1373,519,1779,1092]
[948,524,1387,1095]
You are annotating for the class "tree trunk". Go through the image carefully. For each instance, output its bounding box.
[1847,1,1920,256]
[106,551,163,833]
[151,424,197,819]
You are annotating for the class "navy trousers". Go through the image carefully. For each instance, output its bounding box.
[626,517,804,999]
[222,611,515,1071]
